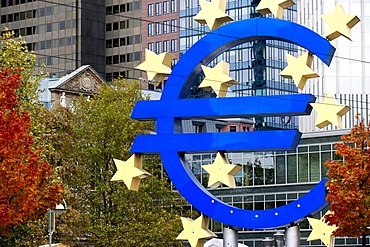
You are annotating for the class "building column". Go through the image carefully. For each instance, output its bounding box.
[285,225,300,247]
[223,226,238,247]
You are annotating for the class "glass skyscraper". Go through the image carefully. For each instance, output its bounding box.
[179,0,298,130]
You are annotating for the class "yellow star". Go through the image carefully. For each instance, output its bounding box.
[256,0,295,19]
[111,155,151,191]
[202,152,241,188]
[321,3,360,41]
[307,212,337,247]
[310,93,351,129]
[176,215,217,247]
[194,0,233,31]
[135,49,174,86]
[280,52,319,90]
[198,60,239,97]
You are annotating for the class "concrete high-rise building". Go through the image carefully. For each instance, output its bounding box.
[0,0,105,77]
[104,0,142,81]
[297,0,370,132]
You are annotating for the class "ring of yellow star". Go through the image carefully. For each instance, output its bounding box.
[307,212,337,247]
[111,155,151,191]
[202,152,241,189]
[256,0,295,19]
[280,52,319,90]
[198,60,239,98]
[310,93,350,129]
[135,49,174,86]
[176,215,217,247]
[194,0,233,31]
[321,3,360,41]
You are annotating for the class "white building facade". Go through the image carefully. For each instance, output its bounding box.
[297,0,370,132]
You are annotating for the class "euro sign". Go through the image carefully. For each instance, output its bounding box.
[131,18,335,229]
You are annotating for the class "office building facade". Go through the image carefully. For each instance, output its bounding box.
[297,0,370,132]
[0,0,105,77]
[187,130,367,247]
[0,0,181,86]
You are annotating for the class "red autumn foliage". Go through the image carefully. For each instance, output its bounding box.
[325,115,370,239]
[0,68,63,236]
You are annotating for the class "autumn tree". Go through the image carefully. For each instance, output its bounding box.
[0,69,63,238]
[0,30,43,108]
[325,115,370,246]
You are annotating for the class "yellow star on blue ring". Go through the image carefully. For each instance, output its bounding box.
[310,93,350,129]
[280,52,319,90]
[322,3,360,41]
[307,212,337,247]
[202,152,241,188]
[256,0,295,19]
[176,215,217,247]
[136,49,174,86]
[194,0,233,31]
[111,155,151,191]
[198,60,239,97]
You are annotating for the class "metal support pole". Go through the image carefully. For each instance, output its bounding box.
[48,209,55,247]
[274,231,284,247]
[223,226,238,247]
[262,237,274,247]
[285,225,300,247]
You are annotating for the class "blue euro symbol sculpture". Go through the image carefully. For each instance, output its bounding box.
[131,18,335,229]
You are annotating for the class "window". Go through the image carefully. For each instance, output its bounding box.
[127,2,133,11]
[171,19,177,32]
[148,42,154,51]
[113,5,119,14]
[155,2,161,15]
[163,20,169,34]
[120,20,126,29]
[134,35,141,44]
[120,4,126,12]
[156,41,161,54]
[194,123,204,133]
[112,22,119,30]
[106,6,112,15]
[230,126,237,132]
[171,58,177,68]
[148,23,154,36]
[59,21,65,30]
[155,22,161,35]
[134,51,141,61]
[120,38,125,46]
[106,23,112,31]
[171,39,177,52]
[113,55,119,64]
[148,4,154,17]
[106,56,112,65]
[127,53,133,62]
[120,55,126,63]
[171,0,177,13]
[163,40,169,52]
[113,38,119,47]
[127,36,133,45]
[163,1,169,14]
